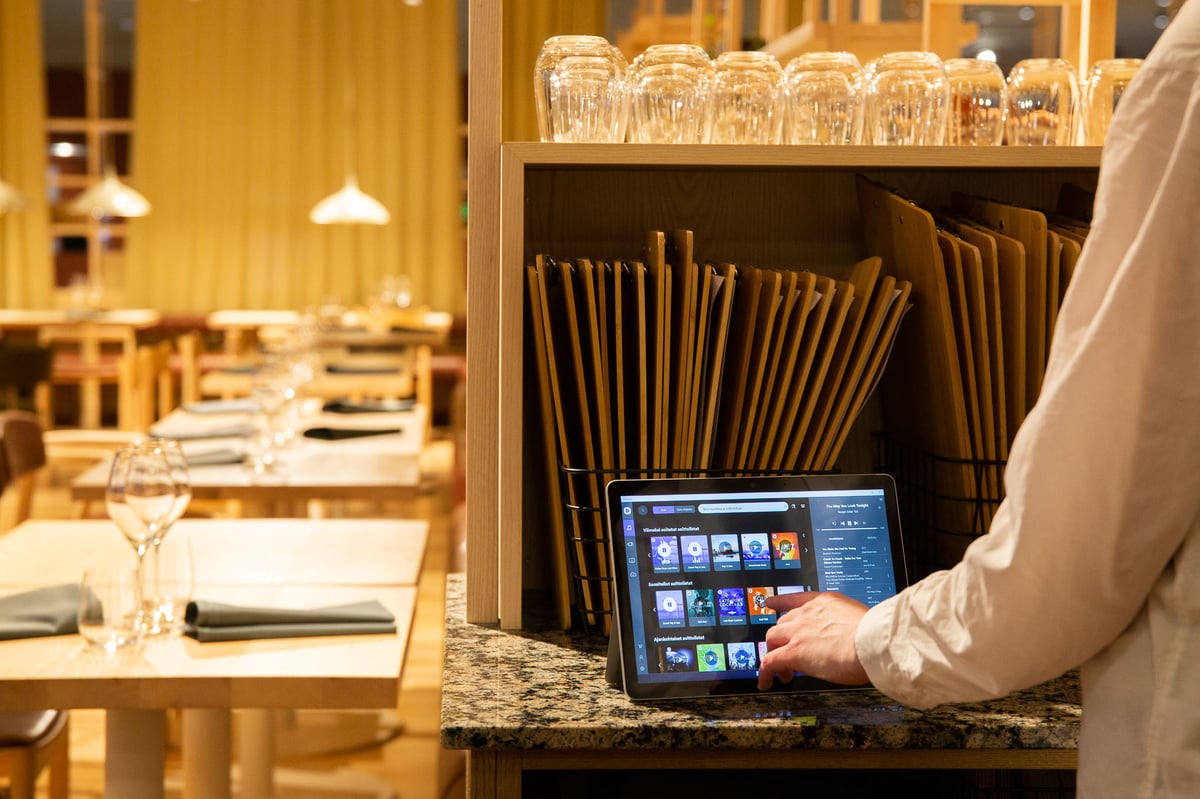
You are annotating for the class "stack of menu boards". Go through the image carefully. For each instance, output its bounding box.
[526,229,914,630]
[858,176,1091,574]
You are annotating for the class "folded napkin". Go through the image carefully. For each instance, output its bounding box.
[182,398,260,415]
[184,599,396,642]
[323,398,415,414]
[184,447,245,467]
[325,364,401,375]
[0,584,80,640]
[149,421,256,441]
[303,426,402,441]
[220,363,258,374]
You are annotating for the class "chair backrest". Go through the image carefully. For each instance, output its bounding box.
[0,411,47,526]
[118,342,176,431]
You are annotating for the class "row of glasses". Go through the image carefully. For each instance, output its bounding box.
[81,440,194,651]
[536,34,1140,147]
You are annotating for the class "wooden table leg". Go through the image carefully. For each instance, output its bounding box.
[238,709,276,799]
[182,708,232,799]
[105,709,166,799]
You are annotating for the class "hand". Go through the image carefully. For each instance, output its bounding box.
[756,591,870,690]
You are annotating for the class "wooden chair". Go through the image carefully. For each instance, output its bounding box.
[0,414,70,799]
[0,410,47,529]
[0,710,70,799]
[0,344,54,430]
[38,322,138,429]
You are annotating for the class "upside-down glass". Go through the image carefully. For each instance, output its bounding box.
[534,35,629,143]
[780,51,864,145]
[864,51,949,145]
[106,444,177,631]
[709,50,784,144]
[1005,58,1079,146]
[1081,58,1143,146]
[627,43,713,144]
[944,58,1006,145]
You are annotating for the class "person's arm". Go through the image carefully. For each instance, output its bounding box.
[855,43,1200,708]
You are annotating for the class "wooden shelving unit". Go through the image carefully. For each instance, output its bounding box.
[465,1,1103,630]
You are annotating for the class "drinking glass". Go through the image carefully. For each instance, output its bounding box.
[78,565,142,653]
[1081,58,1142,145]
[864,51,949,146]
[626,43,713,144]
[145,440,191,633]
[105,443,176,631]
[1005,58,1079,146]
[149,533,195,636]
[780,51,864,145]
[709,50,784,144]
[534,35,629,143]
[944,58,1006,145]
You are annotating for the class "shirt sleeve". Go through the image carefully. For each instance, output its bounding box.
[855,36,1200,709]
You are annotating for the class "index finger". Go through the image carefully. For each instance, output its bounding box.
[764,591,822,614]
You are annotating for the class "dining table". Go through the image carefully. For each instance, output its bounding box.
[69,401,430,515]
[0,516,428,799]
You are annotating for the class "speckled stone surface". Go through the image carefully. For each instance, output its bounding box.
[440,574,1080,753]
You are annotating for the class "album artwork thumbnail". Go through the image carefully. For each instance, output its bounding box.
[679,534,711,572]
[727,642,757,671]
[655,590,686,627]
[686,588,716,627]
[657,644,696,673]
[650,535,681,572]
[697,643,727,673]
[716,587,748,625]
[771,532,800,568]
[710,534,742,571]
[746,586,777,624]
[741,533,772,570]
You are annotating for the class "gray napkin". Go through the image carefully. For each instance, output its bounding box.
[325,364,400,375]
[182,398,260,415]
[184,447,245,466]
[0,584,80,640]
[185,599,396,642]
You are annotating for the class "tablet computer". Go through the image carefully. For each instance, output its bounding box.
[605,473,908,701]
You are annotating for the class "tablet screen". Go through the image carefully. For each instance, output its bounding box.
[606,473,908,701]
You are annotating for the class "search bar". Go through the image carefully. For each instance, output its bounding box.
[698,501,790,514]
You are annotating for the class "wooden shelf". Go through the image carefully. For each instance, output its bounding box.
[465,0,1107,630]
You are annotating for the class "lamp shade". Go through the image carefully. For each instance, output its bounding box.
[69,167,152,219]
[0,179,27,214]
[309,177,390,225]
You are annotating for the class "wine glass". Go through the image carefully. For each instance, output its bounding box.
[106,444,177,632]
[147,439,192,633]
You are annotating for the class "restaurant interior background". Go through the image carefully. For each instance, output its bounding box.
[0,0,1168,320]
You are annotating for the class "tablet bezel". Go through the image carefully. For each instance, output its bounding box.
[605,472,908,701]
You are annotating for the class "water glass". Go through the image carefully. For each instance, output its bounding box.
[534,35,629,143]
[78,566,141,653]
[627,44,713,144]
[944,58,1006,145]
[1081,58,1142,146]
[864,51,949,145]
[149,533,195,636]
[780,51,864,145]
[709,50,784,144]
[1005,58,1079,146]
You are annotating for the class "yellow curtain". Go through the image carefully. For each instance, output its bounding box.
[502,0,606,141]
[126,0,464,315]
[0,0,54,308]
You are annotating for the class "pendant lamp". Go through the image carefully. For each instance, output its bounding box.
[310,12,390,225]
[69,164,151,219]
[0,179,27,213]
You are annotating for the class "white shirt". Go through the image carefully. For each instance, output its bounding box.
[855,6,1200,797]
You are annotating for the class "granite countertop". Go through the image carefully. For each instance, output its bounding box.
[439,574,1080,752]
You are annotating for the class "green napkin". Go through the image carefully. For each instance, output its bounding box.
[184,599,396,642]
[0,584,80,640]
